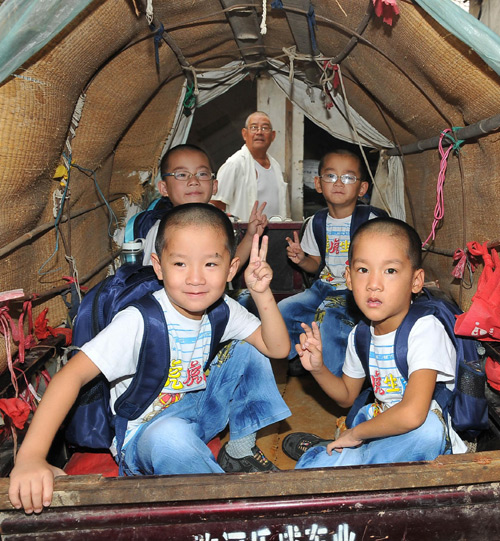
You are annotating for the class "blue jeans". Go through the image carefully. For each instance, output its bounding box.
[295,404,449,469]
[122,341,291,476]
[278,281,362,376]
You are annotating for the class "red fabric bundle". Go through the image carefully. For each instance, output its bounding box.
[455,242,500,342]
[372,0,400,26]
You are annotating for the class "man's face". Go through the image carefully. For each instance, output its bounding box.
[158,149,218,206]
[242,113,275,155]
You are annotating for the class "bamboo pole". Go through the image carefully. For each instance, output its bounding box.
[386,114,500,156]
[0,195,126,259]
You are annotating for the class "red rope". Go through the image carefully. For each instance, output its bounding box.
[422,129,454,247]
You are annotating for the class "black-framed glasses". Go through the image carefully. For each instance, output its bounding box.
[162,171,216,181]
[319,173,358,185]
[246,125,273,133]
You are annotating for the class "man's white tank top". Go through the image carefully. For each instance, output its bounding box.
[254,160,281,218]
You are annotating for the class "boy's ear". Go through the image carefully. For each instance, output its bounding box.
[358,181,369,198]
[345,264,352,290]
[151,252,163,281]
[212,179,218,196]
[226,257,240,283]
[314,176,323,194]
[411,268,425,294]
[158,180,168,197]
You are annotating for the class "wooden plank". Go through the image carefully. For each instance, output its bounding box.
[1,450,500,510]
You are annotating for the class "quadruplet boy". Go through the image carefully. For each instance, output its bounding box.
[284,217,467,468]
[9,203,291,514]
[141,143,268,267]
[278,149,387,377]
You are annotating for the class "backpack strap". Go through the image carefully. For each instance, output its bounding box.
[353,320,371,377]
[113,294,230,474]
[311,208,328,280]
[311,204,388,281]
[114,292,170,472]
[205,298,230,370]
[350,204,389,239]
[346,321,374,428]
[124,198,162,243]
[125,197,174,242]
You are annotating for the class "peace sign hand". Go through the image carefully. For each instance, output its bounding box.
[295,321,324,373]
[286,231,305,265]
[244,234,272,294]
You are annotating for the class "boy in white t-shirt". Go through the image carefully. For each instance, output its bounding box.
[278,149,387,377]
[9,203,291,514]
[284,217,466,469]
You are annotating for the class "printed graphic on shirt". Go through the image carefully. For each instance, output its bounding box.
[319,220,350,289]
[369,342,407,410]
[140,316,212,424]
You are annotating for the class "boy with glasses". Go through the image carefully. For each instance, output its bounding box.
[213,111,288,221]
[278,149,388,377]
[141,144,268,268]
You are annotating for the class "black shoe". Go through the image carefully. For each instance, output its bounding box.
[287,356,308,377]
[282,432,333,461]
[217,443,280,472]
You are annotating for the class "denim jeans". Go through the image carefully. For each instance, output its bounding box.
[122,340,291,476]
[231,288,258,317]
[295,404,449,469]
[278,281,362,376]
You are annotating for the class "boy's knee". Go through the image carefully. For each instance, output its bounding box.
[142,416,195,452]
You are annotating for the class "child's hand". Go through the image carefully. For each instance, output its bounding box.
[295,321,324,372]
[244,234,272,294]
[9,458,66,514]
[247,201,268,238]
[285,231,305,265]
[326,428,363,455]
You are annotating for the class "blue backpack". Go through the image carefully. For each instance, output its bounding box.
[124,197,173,242]
[65,263,230,463]
[311,203,389,280]
[348,288,489,441]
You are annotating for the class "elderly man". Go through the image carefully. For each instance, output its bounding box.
[212,111,288,221]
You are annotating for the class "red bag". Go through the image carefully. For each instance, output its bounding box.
[454,242,500,341]
[485,357,500,392]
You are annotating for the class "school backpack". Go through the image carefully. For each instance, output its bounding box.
[124,197,173,243]
[65,263,230,462]
[311,203,389,280]
[347,288,489,441]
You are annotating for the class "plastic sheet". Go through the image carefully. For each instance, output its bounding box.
[415,0,500,77]
[0,0,93,84]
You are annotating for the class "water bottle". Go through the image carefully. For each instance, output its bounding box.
[120,239,144,265]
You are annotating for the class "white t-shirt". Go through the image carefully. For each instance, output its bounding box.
[301,212,379,290]
[255,160,282,219]
[343,314,467,453]
[81,289,260,448]
[301,214,351,290]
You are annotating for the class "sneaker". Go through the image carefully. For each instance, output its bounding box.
[282,432,333,461]
[217,443,280,472]
[287,356,308,377]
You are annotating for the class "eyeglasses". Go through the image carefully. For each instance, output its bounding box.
[319,173,358,185]
[246,125,273,133]
[162,171,216,182]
